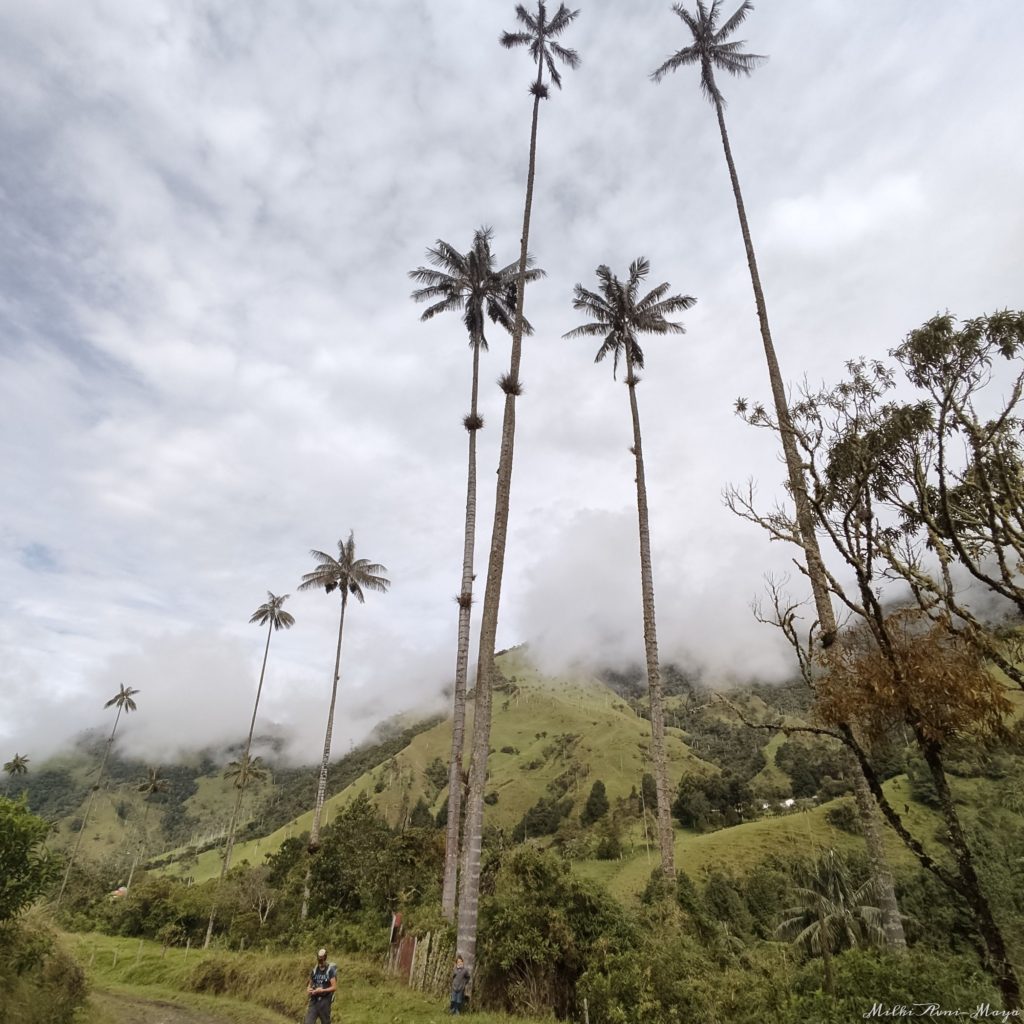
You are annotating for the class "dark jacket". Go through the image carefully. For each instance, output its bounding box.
[451,965,471,994]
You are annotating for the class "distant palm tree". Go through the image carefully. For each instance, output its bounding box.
[3,753,29,776]
[565,257,695,878]
[56,684,140,906]
[298,533,389,919]
[458,0,581,972]
[204,592,294,947]
[222,754,270,788]
[125,766,169,895]
[777,848,885,997]
[652,1,906,951]
[410,228,543,921]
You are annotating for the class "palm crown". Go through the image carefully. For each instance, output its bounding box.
[564,258,696,378]
[651,1,766,105]
[501,2,581,94]
[137,766,169,798]
[249,592,295,631]
[298,532,390,603]
[3,753,29,776]
[223,754,269,788]
[409,227,544,349]
[104,684,140,713]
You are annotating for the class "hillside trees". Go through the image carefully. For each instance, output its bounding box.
[56,683,139,907]
[653,0,905,950]
[297,535,389,920]
[565,258,695,877]
[458,0,580,973]
[409,228,542,921]
[205,591,294,946]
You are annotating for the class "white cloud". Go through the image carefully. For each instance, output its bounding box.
[2,0,1023,762]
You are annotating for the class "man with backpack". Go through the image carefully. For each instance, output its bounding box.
[305,947,338,1024]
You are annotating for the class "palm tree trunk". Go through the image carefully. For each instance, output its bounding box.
[625,346,674,878]
[817,905,836,998]
[442,338,482,921]
[56,704,123,906]
[125,800,152,896]
[205,619,275,946]
[845,747,905,951]
[302,588,349,920]
[919,736,1021,1009]
[457,61,544,972]
[710,85,904,948]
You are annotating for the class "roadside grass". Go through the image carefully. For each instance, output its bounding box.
[73,931,549,1024]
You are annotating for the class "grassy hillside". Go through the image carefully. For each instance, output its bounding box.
[175,649,715,881]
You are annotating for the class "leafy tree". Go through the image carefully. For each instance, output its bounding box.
[204,591,293,946]
[409,798,434,830]
[459,0,580,973]
[777,849,885,997]
[513,795,574,842]
[580,779,609,826]
[477,845,633,1018]
[743,363,1022,1007]
[3,754,29,777]
[656,0,906,949]
[410,228,542,920]
[298,535,389,919]
[565,258,694,877]
[0,797,57,921]
[56,683,139,906]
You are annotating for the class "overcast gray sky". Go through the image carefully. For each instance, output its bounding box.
[2,1,1022,762]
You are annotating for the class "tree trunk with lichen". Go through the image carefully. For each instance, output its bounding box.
[441,338,482,921]
[457,62,544,974]
[710,79,904,949]
[301,588,348,921]
[625,344,674,878]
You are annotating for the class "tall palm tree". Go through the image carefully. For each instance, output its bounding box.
[3,753,29,776]
[297,533,389,919]
[457,1,580,972]
[652,1,906,950]
[564,258,694,878]
[204,592,294,947]
[125,766,169,895]
[56,684,139,906]
[777,848,885,997]
[410,228,543,921]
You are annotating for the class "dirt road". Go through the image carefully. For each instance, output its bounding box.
[88,987,292,1024]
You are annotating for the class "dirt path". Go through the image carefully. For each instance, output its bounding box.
[88,986,293,1024]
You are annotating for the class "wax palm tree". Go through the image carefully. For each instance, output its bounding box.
[125,766,169,895]
[652,1,906,950]
[298,533,389,919]
[222,754,270,788]
[565,258,695,878]
[457,0,580,971]
[777,848,886,997]
[3,753,29,776]
[56,684,139,905]
[410,228,543,921]
[204,592,294,946]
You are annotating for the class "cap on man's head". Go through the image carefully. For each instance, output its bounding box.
[317,948,327,959]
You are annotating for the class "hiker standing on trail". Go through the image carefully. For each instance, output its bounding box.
[449,954,470,1015]
[305,947,338,1024]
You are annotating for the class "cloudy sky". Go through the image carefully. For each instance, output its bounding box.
[2,1,1022,763]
